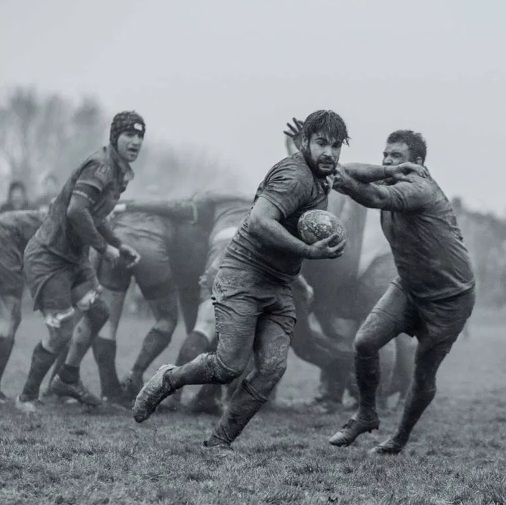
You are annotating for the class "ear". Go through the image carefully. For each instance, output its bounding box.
[301,134,309,150]
[415,156,423,165]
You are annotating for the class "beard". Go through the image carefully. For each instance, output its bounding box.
[301,147,336,178]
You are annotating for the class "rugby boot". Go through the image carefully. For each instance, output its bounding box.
[329,414,379,447]
[132,364,176,423]
[15,395,44,414]
[369,437,405,455]
[203,435,235,459]
[121,371,144,401]
[50,376,102,407]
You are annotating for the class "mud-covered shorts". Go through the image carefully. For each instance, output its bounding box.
[213,264,296,339]
[97,228,174,300]
[24,237,98,311]
[366,278,475,351]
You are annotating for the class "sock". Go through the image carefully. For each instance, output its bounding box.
[58,364,79,384]
[0,337,15,386]
[176,330,211,366]
[92,337,121,398]
[21,342,57,401]
[132,328,170,375]
[394,388,436,444]
[211,380,268,445]
[355,353,380,419]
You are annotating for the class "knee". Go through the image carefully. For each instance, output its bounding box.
[257,356,288,386]
[152,317,177,336]
[84,298,110,334]
[210,353,246,384]
[43,311,75,352]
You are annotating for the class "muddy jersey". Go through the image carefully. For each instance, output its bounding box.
[223,152,331,283]
[379,174,475,300]
[34,145,133,263]
[0,211,43,252]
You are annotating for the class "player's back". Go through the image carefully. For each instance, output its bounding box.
[0,210,44,251]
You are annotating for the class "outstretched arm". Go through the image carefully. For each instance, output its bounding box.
[114,199,197,222]
[333,169,434,212]
[339,162,429,183]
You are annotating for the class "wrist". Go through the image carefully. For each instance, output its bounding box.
[303,243,313,259]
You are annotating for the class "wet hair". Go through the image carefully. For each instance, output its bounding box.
[302,110,350,146]
[387,130,427,164]
[8,180,27,196]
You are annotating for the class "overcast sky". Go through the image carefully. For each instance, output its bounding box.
[1,0,505,213]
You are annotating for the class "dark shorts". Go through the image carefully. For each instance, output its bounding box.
[0,246,25,298]
[97,229,173,300]
[366,279,475,350]
[24,238,98,312]
[213,264,296,341]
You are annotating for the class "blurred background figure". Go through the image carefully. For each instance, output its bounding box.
[0,181,33,213]
[34,173,60,212]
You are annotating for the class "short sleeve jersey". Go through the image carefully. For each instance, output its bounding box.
[380,174,475,300]
[223,152,331,283]
[0,210,44,252]
[34,145,134,263]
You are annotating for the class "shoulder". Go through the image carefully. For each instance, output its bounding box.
[78,149,115,187]
[265,153,313,187]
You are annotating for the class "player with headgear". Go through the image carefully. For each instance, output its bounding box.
[16,111,144,413]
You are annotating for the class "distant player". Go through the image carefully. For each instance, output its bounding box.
[329,131,475,454]
[93,200,203,406]
[133,110,352,450]
[0,210,44,402]
[16,111,144,413]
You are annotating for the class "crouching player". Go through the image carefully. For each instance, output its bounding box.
[15,111,144,413]
[329,131,475,454]
[133,110,350,450]
[93,200,203,405]
[0,210,45,402]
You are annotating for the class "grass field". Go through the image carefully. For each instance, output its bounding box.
[1,308,505,505]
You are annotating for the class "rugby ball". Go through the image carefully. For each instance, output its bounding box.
[298,209,346,245]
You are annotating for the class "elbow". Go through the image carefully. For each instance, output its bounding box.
[248,212,266,239]
[67,204,84,226]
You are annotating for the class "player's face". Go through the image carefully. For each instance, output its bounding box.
[303,133,342,177]
[117,131,144,162]
[382,142,411,166]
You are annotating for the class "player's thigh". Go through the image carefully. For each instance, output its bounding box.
[0,294,22,337]
[416,288,475,357]
[133,239,174,302]
[213,268,263,372]
[70,259,100,308]
[356,281,416,352]
[96,253,132,294]
[253,316,293,376]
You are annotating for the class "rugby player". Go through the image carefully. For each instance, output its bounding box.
[132,110,353,450]
[328,130,475,454]
[114,193,252,413]
[15,111,144,413]
[93,200,205,405]
[0,210,44,402]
